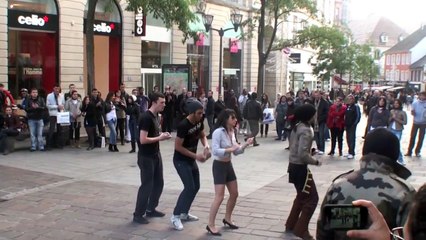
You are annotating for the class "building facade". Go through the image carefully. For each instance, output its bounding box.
[1,0,141,99]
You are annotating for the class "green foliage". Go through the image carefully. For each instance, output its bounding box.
[126,0,197,39]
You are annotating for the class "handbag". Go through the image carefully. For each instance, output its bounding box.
[262,108,275,124]
[57,112,70,125]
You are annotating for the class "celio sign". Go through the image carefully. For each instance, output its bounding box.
[134,7,146,37]
[84,19,121,36]
[8,9,58,31]
[18,14,48,27]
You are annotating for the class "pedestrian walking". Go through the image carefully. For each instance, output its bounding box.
[206,109,254,236]
[275,95,288,141]
[389,99,407,164]
[405,91,426,157]
[133,92,171,224]
[114,90,127,146]
[170,98,211,231]
[285,104,322,240]
[243,92,262,146]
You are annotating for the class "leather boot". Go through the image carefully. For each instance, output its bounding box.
[108,144,114,152]
[129,142,136,153]
[113,144,119,152]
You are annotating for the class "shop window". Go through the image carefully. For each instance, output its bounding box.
[9,0,57,14]
[84,0,121,23]
[141,41,170,68]
[187,43,210,93]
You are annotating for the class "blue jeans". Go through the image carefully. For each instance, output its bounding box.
[173,158,200,215]
[129,119,139,143]
[314,122,326,152]
[107,118,117,145]
[28,119,44,150]
[389,128,404,162]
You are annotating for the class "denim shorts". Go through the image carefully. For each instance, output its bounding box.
[212,160,237,185]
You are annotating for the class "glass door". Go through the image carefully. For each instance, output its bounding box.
[143,73,162,95]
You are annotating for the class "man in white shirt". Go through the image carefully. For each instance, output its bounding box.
[46,85,65,149]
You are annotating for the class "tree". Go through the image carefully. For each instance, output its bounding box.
[243,0,316,96]
[85,0,197,94]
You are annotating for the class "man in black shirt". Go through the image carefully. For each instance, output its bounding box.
[171,98,210,231]
[133,92,172,224]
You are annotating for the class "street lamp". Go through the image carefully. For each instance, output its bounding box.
[202,12,243,96]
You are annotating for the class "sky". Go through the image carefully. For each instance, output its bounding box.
[349,0,426,33]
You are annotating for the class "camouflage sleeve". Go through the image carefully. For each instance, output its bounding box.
[396,188,416,226]
[316,185,336,240]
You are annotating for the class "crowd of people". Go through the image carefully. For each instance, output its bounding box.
[1,82,426,239]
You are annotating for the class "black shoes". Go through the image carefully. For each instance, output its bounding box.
[223,219,239,229]
[133,215,149,224]
[129,149,135,153]
[146,209,165,218]
[206,225,221,236]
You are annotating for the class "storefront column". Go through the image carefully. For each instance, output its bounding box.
[0,1,8,87]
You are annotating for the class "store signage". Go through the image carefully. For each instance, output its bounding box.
[134,7,146,36]
[8,9,58,31]
[84,19,121,36]
[23,67,43,76]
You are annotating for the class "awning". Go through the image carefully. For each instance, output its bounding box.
[188,13,207,33]
[333,75,348,85]
[223,21,241,39]
[371,86,393,91]
[387,86,405,91]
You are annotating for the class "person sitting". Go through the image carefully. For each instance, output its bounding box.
[0,106,21,155]
[347,183,426,240]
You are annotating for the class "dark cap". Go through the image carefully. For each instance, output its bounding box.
[363,128,399,161]
[294,104,316,122]
[185,98,204,114]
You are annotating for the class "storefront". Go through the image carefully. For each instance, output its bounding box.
[223,38,242,94]
[7,0,59,98]
[83,0,122,96]
[187,33,210,95]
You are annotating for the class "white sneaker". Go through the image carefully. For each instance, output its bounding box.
[343,153,349,157]
[347,154,354,159]
[317,151,324,155]
[171,215,184,231]
[180,213,199,221]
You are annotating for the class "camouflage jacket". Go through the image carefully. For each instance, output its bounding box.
[316,153,416,240]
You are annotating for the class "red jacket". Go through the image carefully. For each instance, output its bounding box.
[1,89,15,107]
[326,103,347,130]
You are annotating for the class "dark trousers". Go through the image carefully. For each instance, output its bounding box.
[206,114,214,136]
[330,127,344,154]
[116,118,126,144]
[346,125,357,155]
[173,159,200,215]
[134,152,164,217]
[260,123,269,136]
[314,122,326,152]
[69,122,81,141]
[96,118,105,137]
[47,116,63,148]
[85,127,95,148]
[162,112,173,133]
[276,121,285,139]
[407,123,426,154]
[129,119,139,150]
[247,120,259,144]
[286,163,319,237]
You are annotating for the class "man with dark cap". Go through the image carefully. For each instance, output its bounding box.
[316,128,416,240]
[286,104,322,240]
[170,98,211,231]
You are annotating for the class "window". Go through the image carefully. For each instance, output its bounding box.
[406,54,410,64]
[391,55,395,65]
[395,70,400,81]
[380,33,388,44]
[141,41,170,68]
[386,55,390,65]
[9,0,57,14]
[374,49,381,60]
[396,54,400,65]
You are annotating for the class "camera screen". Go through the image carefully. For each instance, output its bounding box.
[328,207,362,229]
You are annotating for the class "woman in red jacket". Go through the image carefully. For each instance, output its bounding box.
[326,97,347,156]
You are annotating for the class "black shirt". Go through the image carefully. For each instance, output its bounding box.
[138,110,161,156]
[174,118,204,162]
